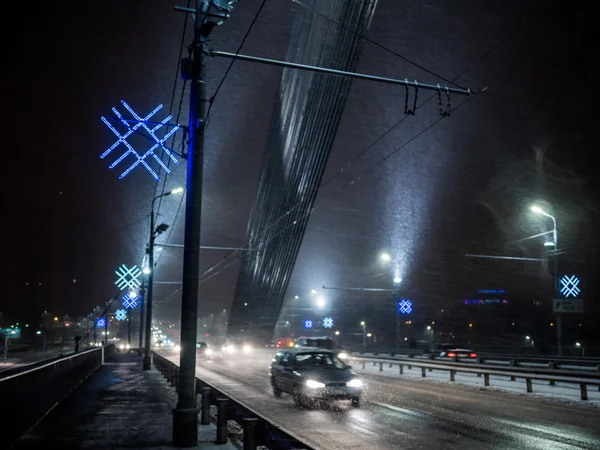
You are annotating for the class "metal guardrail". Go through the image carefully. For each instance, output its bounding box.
[350,351,600,371]
[349,356,600,400]
[1,344,114,446]
[152,351,312,450]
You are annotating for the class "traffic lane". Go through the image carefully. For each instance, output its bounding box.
[163,350,600,449]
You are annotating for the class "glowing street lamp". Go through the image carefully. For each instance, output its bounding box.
[531,205,557,247]
[380,252,391,261]
[393,276,402,284]
[360,321,366,348]
[310,289,317,294]
[316,297,326,309]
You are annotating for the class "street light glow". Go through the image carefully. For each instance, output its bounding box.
[316,297,326,309]
[525,336,530,340]
[380,253,391,261]
[334,331,340,335]
[310,289,317,294]
[170,187,184,194]
[360,321,365,326]
[575,342,581,347]
[426,325,431,330]
[366,333,372,337]
[531,205,543,214]
[393,276,402,284]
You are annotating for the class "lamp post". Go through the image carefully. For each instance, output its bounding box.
[143,187,184,370]
[531,205,561,356]
[360,321,366,348]
[381,253,403,351]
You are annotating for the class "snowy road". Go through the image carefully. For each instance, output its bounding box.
[159,349,600,449]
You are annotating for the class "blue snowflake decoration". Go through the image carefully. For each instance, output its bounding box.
[304,319,314,329]
[322,317,334,328]
[559,275,581,298]
[397,299,413,314]
[122,293,139,309]
[96,318,107,328]
[101,101,180,180]
[115,264,142,291]
[115,309,127,321]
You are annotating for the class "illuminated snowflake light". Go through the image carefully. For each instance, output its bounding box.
[323,317,334,328]
[397,299,413,315]
[96,318,106,328]
[122,293,139,309]
[115,309,127,321]
[559,275,580,298]
[101,101,180,180]
[304,319,314,329]
[114,264,142,291]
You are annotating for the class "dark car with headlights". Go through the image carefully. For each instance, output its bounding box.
[270,348,363,407]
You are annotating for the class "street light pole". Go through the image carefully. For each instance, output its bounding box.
[531,206,561,356]
[143,188,183,370]
[361,322,366,348]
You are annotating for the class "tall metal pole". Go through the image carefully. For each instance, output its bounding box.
[143,208,155,370]
[172,3,205,444]
[139,277,145,354]
[552,217,562,356]
[127,308,131,346]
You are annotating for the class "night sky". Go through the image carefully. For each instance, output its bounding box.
[5,1,599,338]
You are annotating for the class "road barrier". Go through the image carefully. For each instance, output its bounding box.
[1,344,114,446]
[152,351,312,450]
[349,355,600,400]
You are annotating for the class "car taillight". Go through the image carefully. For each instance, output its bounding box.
[447,352,456,357]
[470,353,477,358]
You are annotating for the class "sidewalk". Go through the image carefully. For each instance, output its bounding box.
[10,353,239,449]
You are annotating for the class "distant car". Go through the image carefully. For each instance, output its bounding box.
[294,336,349,361]
[195,341,213,360]
[220,338,254,357]
[430,343,477,360]
[274,338,295,349]
[270,348,363,407]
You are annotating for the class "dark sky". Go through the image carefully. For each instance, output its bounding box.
[5,1,599,334]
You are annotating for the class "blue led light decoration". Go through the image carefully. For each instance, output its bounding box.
[100,101,181,180]
[304,319,314,329]
[323,317,334,329]
[115,309,127,321]
[122,293,139,309]
[559,275,581,298]
[96,318,107,328]
[114,264,142,291]
[397,299,413,315]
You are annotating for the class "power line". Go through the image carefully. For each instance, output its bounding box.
[291,0,470,91]
[205,0,268,128]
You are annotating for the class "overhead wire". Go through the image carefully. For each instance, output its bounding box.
[205,0,269,128]
[153,0,555,307]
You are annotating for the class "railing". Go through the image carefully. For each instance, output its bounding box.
[349,355,600,400]
[152,351,312,450]
[1,344,114,446]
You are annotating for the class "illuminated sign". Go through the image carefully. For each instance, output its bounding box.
[115,309,127,321]
[114,264,142,291]
[323,317,334,328]
[96,318,107,328]
[397,299,413,314]
[303,319,314,329]
[559,275,580,298]
[101,101,180,180]
[122,293,139,309]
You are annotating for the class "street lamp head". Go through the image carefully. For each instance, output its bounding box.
[426,325,431,330]
[170,187,184,194]
[334,331,340,335]
[393,276,402,284]
[525,335,530,340]
[310,289,317,294]
[360,321,365,326]
[143,267,151,275]
[366,333,372,337]
[380,253,391,261]
[575,342,581,347]
[531,205,543,214]
[316,297,326,309]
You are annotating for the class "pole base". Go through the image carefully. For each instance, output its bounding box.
[172,407,200,447]
[142,356,151,371]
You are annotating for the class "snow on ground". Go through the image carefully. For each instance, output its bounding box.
[353,358,600,407]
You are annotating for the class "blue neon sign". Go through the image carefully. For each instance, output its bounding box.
[397,299,413,314]
[560,275,581,298]
[304,319,314,329]
[96,318,106,328]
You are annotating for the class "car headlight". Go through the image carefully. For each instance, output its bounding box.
[119,344,125,350]
[338,352,348,360]
[227,345,235,353]
[174,345,181,352]
[306,380,326,389]
[205,348,212,355]
[243,344,252,353]
[346,379,363,388]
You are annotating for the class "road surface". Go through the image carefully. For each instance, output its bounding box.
[159,350,600,449]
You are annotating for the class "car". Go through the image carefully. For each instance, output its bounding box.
[195,341,213,359]
[430,343,477,360]
[270,348,363,407]
[220,338,254,357]
[294,336,350,361]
